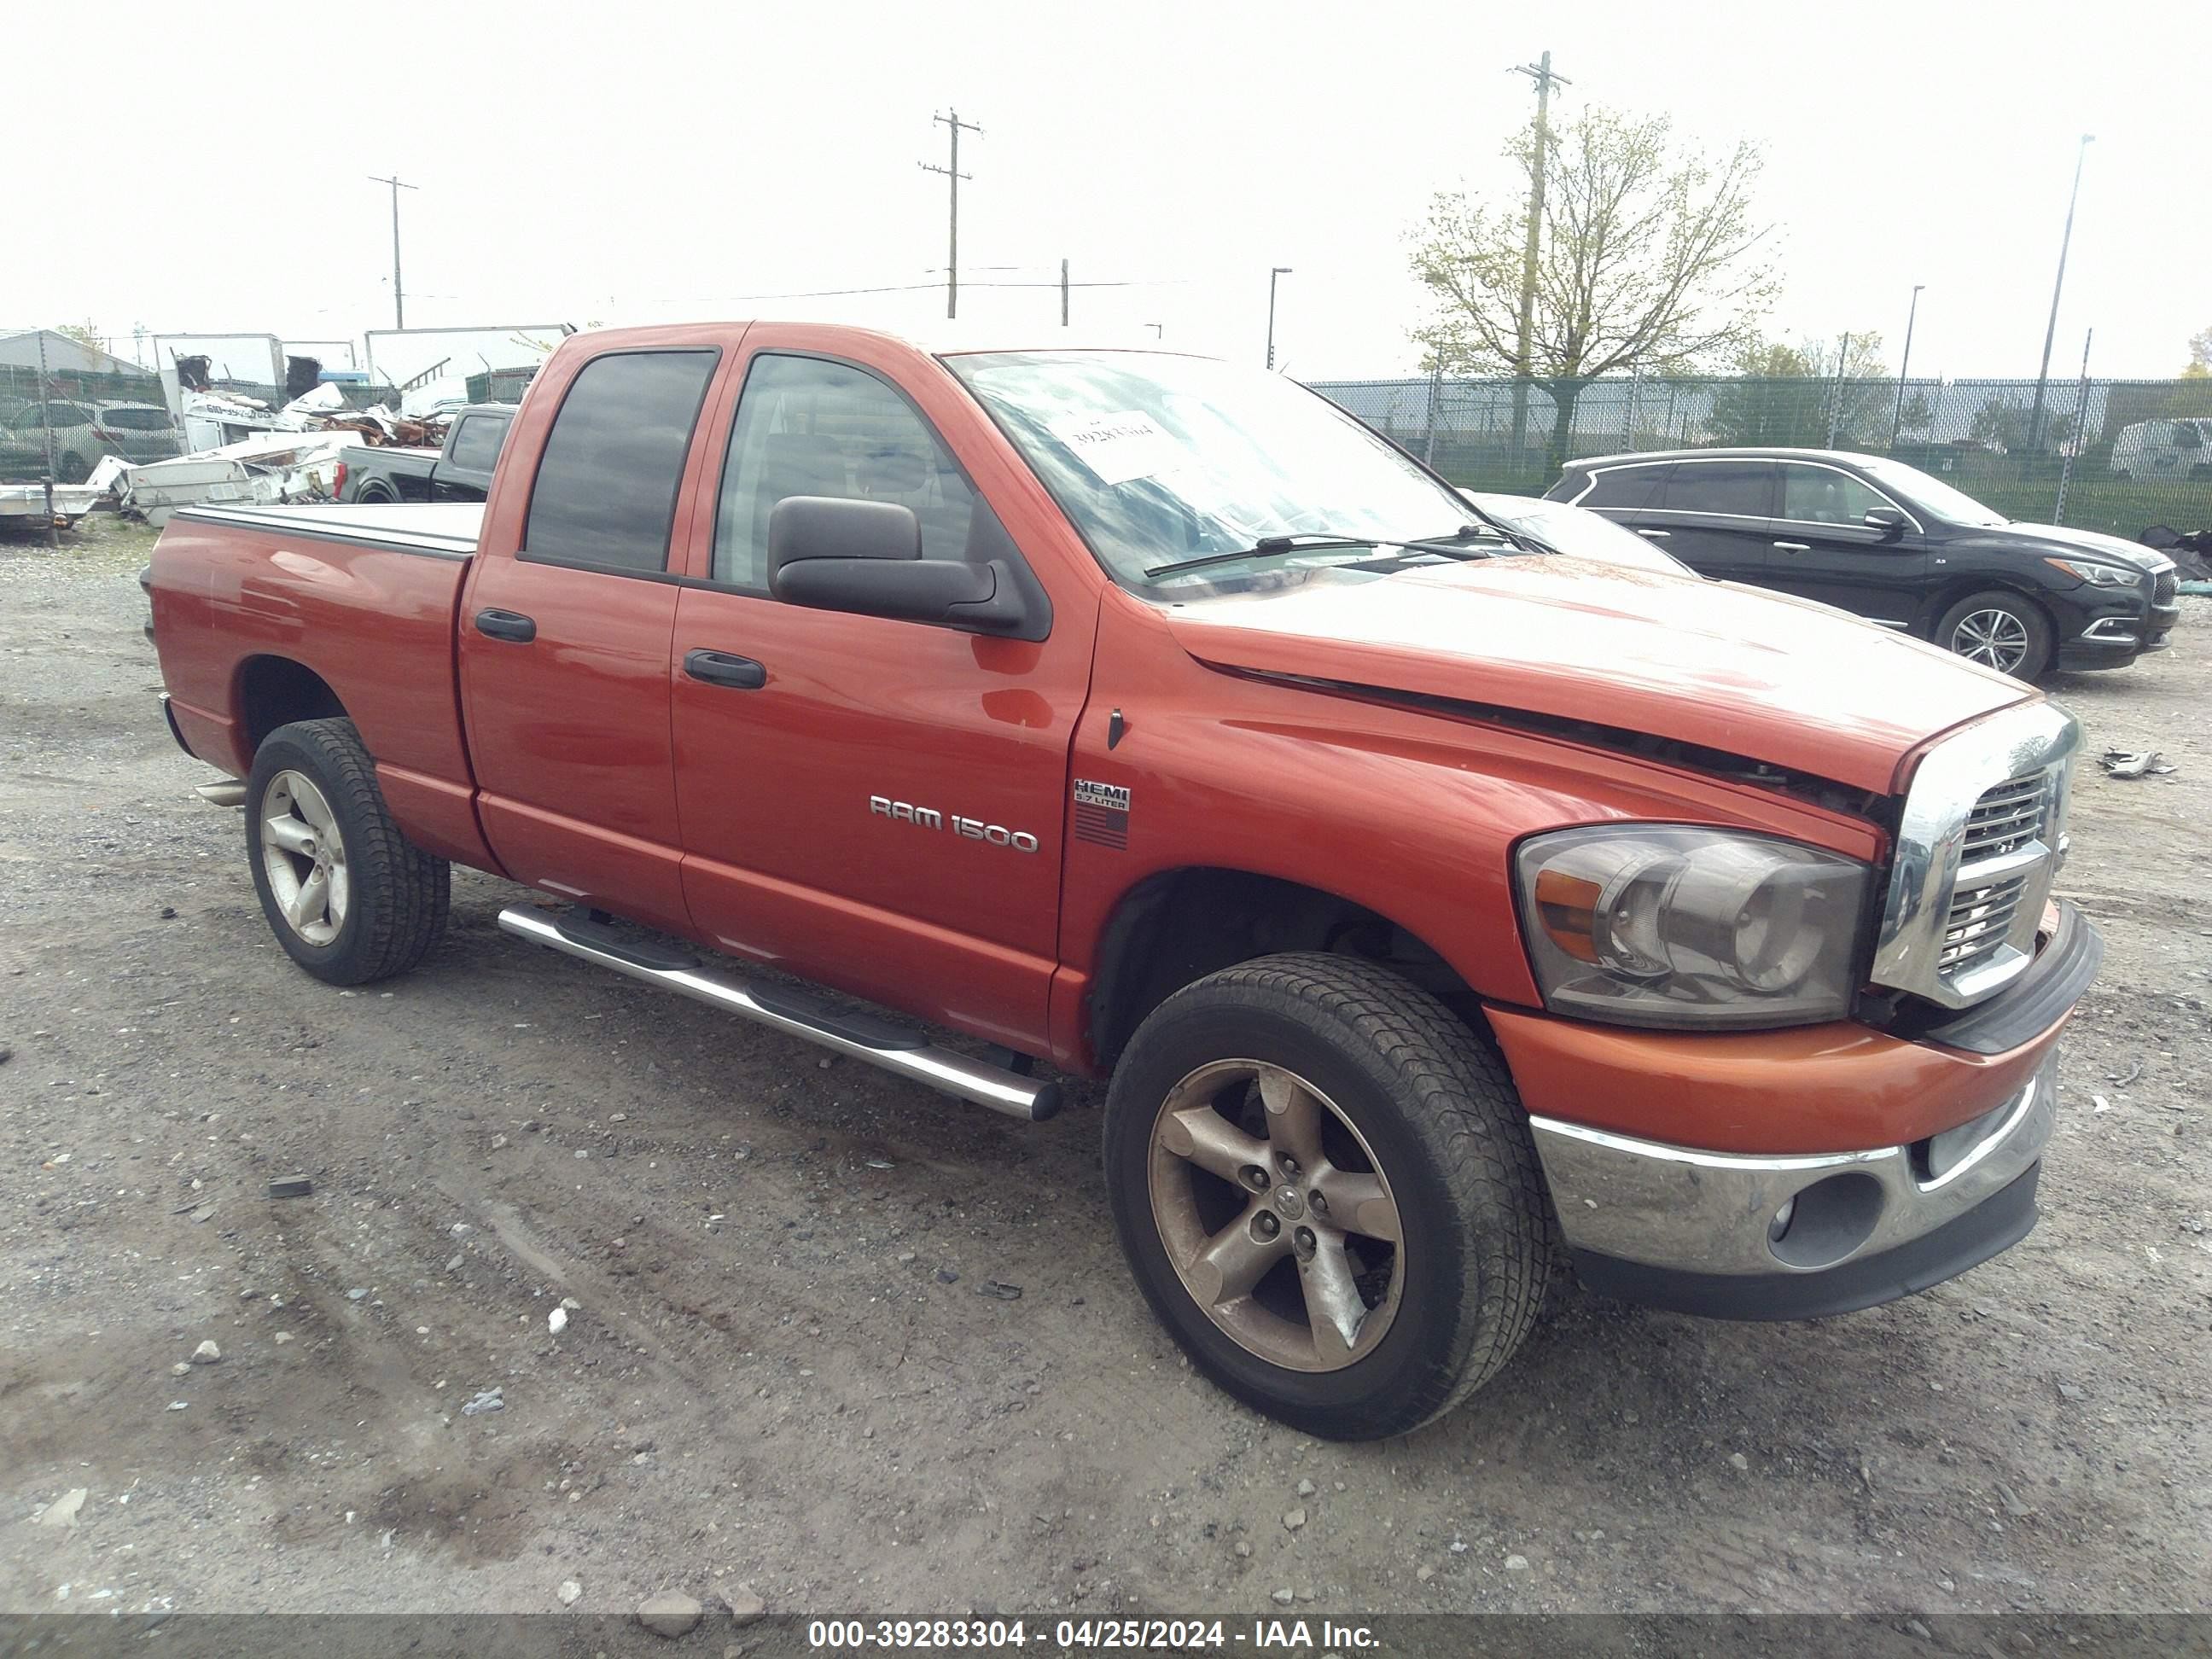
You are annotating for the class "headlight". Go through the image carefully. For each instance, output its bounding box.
[1514,826,1871,1029]
[2043,557,2140,588]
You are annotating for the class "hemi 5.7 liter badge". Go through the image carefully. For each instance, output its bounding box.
[1073,779,1131,850]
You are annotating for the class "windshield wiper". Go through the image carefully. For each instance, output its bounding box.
[1144,525,1506,581]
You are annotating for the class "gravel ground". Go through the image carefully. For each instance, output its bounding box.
[2,514,2207,1621]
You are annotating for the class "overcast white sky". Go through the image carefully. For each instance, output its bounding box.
[16,0,2209,384]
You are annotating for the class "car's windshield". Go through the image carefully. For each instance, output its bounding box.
[1853,456,2008,527]
[1464,492,1689,573]
[946,350,1485,591]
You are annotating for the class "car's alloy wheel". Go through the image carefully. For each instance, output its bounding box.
[1148,1058,1405,1371]
[1951,606,2032,674]
[259,770,350,946]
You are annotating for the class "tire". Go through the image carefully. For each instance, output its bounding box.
[1936,589,2052,681]
[245,718,449,985]
[57,452,90,485]
[1103,953,1554,1441]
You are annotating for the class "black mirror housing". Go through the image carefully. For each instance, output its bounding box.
[768,494,921,574]
[1862,506,1907,537]
[766,495,1038,635]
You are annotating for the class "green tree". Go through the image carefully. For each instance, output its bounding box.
[2184,325,2210,379]
[54,321,105,354]
[1410,105,1778,469]
[1704,332,1887,447]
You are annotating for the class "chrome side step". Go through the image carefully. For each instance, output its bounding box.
[496,905,1062,1122]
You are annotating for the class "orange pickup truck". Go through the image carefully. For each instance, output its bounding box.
[148,323,2099,1439]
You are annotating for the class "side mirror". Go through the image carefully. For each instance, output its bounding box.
[767,495,1033,633]
[1861,506,1907,538]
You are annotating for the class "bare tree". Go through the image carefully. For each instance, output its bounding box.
[2186,324,2211,379]
[1411,106,1778,469]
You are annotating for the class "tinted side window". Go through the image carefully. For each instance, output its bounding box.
[1581,464,1673,511]
[1659,460,1773,518]
[523,351,716,572]
[106,409,172,432]
[713,354,975,590]
[1778,464,1891,524]
[448,415,507,473]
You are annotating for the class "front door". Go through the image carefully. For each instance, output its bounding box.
[1639,457,1778,585]
[1764,461,1930,628]
[668,346,1094,1053]
[458,345,725,935]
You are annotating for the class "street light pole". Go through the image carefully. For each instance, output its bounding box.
[367,174,418,330]
[1266,267,1292,370]
[1890,283,1924,450]
[2027,134,2093,451]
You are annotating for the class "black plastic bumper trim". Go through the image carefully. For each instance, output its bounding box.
[1571,1162,2040,1321]
[160,695,195,760]
[1920,901,2102,1057]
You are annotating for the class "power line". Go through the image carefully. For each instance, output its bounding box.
[918,108,983,320]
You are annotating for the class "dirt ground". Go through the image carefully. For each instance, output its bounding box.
[2,514,2206,1622]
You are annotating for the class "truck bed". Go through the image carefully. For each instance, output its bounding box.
[149,500,497,870]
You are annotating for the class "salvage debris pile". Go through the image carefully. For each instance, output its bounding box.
[117,375,472,526]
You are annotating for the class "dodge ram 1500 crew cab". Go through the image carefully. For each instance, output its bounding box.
[148,323,2101,1440]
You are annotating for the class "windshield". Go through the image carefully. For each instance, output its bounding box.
[1462,492,1689,573]
[1853,456,2007,527]
[946,351,1484,591]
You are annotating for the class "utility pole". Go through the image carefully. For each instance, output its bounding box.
[1266,268,1293,369]
[1890,283,1925,451]
[1060,258,1070,327]
[2054,329,2093,524]
[2028,134,2093,452]
[918,109,981,320]
[367,174,418,329]
[1824,333,1854,447]
[1507,49,1569,464]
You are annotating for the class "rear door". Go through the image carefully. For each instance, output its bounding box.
[1639,458,1777,584]
[458,344,724,935]
[1764,461,1930,626]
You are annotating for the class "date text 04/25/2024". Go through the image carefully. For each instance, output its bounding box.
[806,1618,1381,1650]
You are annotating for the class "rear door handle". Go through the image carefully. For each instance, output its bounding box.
[684,649,767,690]
[474,608,536,643]
[1635,528,1671,538]
[1773,541,1812,552]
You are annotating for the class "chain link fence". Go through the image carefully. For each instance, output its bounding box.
[1312,373,2212,542]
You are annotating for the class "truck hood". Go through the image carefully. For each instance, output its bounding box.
[1161,556,2030,795]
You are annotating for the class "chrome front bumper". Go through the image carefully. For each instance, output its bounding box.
[1531,1051,2057,1314]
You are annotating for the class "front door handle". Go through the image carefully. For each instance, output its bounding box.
[1635,527,1671,538]
[474,608,537,643]
[684,649,767,690]
[1773,541,1812,553]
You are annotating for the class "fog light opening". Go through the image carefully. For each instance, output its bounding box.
[1767,1172,1885,1270]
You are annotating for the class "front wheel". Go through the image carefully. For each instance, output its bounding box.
[1936,589,2052,680]
[1103,954,1554,1441]
[246,718,450,985]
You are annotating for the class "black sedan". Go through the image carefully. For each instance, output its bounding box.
[1544,448,2179,679]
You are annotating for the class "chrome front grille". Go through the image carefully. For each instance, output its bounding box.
[1873,704,2078,1011]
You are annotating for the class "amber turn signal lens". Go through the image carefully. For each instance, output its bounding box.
[1533,869,1602,963]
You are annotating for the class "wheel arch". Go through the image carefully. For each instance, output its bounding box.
[1912,574,2059,643]
[1086,866,1487,1071]
[235,655,350,756]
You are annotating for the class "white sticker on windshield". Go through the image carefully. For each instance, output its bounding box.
[1048,410,1179,486]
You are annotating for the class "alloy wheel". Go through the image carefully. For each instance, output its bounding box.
[259,771,350,946]
[1147,1059,1405,1372]
[1951,607,2031,674]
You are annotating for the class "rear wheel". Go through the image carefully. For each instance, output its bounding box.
[1936,589,2052,680]
[1103,954,1553,1440]
[57,453,90,484]
[246,718,449,985]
